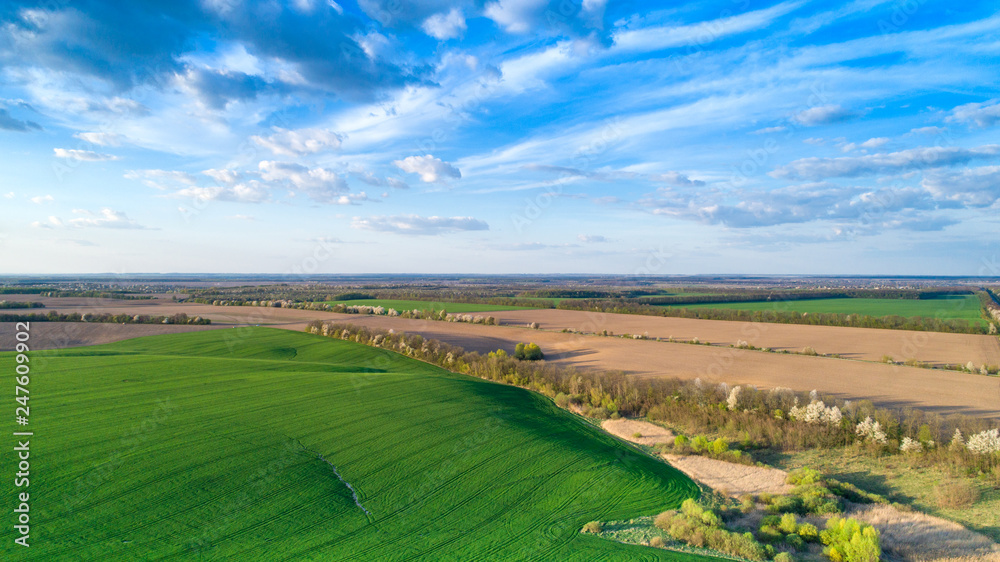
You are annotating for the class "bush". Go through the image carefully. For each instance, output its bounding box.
[785,533,806,551]
[674,435,689,450]
[778,513,798,534]
[649,535,665,548]
[768,495,803,514]
[786,467,822,486]
[691,435,710,453]
[514,342,544,361]
[797,522,819,541]
[934,481,981,509]
[774,552,796,562]
[821,517,880,562]
[554,392,569,407]
[654,511,676,531]
[710,437,729,455]
[582,521,602,533]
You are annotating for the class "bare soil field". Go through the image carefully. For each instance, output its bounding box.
[662,454,793,497]
[489,309,1000,368]
[9,297,1000,418]
[601,419,674,447]
[0,322,223,351]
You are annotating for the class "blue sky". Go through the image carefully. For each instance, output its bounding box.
[1,0,998,275]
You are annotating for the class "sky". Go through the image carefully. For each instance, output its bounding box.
[0,0,998,275]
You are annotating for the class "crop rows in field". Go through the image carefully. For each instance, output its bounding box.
[0,328,709,560]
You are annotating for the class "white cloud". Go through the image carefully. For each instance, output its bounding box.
[73,132,123,146]
[202,168,242,185]
[948,99,1000,128]
[258,160,348,203]
[336,192,371,205]
[173,182,270,203]
[922,165,1000,207]
[38,208,152,229]
[3,192,14,199]
[791,104,858,126]
[485,0,549,34]
[612,1,806,53]
[650,171,705,187]
[251,127,343,156]
[53,148,120,161]
[30,194,53,204]
[910,126,945,135]
[861,137,890,149]
[229,214,256,221]
[577,234,608,243]
[393,155,461,183]
[352,214,488,235]
[125,169,198,190]
[752,126,787,134]
[422,8,467,40]
[771,144,1000,180]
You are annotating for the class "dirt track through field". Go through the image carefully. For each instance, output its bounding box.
[4,296,1000,418]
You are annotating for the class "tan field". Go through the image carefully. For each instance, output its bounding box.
[489,309,1000,368]
[3,296,1000,418]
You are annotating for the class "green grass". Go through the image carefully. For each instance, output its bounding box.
[655,295,986,325]
[2,328,710,560]
[758,447,1000,542]
[323,298,533,313]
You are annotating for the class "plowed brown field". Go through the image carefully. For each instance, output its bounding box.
[3,296,999,418]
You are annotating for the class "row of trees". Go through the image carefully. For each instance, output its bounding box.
[0,301,45,309]
[0,312,210,325]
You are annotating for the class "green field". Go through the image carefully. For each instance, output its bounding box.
[2,328,708,560]
[656,295,986,325]
[325,298,533,313]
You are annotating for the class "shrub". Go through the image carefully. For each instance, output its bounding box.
[966,428,1000,454]
[632,431,643,438]
[654,511,676,531]
[786,467,822,486]
[649,535,665,548]
[554,392,569,407]
[778,513,798,534]
[768,495,803,514]
[710,437,729,455]
[821,516,880,562]
[582,521,602,533]
[785,532,806,551]
[797,522,819,541]
[934,481,980,509]
[691,435,710,453]
[674,435,689,450]
[774,553,796,562]
[900,436,923,453]
[514,342,544,361]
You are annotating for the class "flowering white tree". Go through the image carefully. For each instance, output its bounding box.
[790,400,841,425]
[899,437,922,453]
[727,386,741,411]
[950,428,964,449]
[855,417,888,444]
[966,428,1000,455]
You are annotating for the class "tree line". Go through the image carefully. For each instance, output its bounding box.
[0,312,210,325]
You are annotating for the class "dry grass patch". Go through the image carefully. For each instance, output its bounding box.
[661,454,792,497]
[935,481,981,510]
[600,419,674,446]
[849,503,1000,562]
